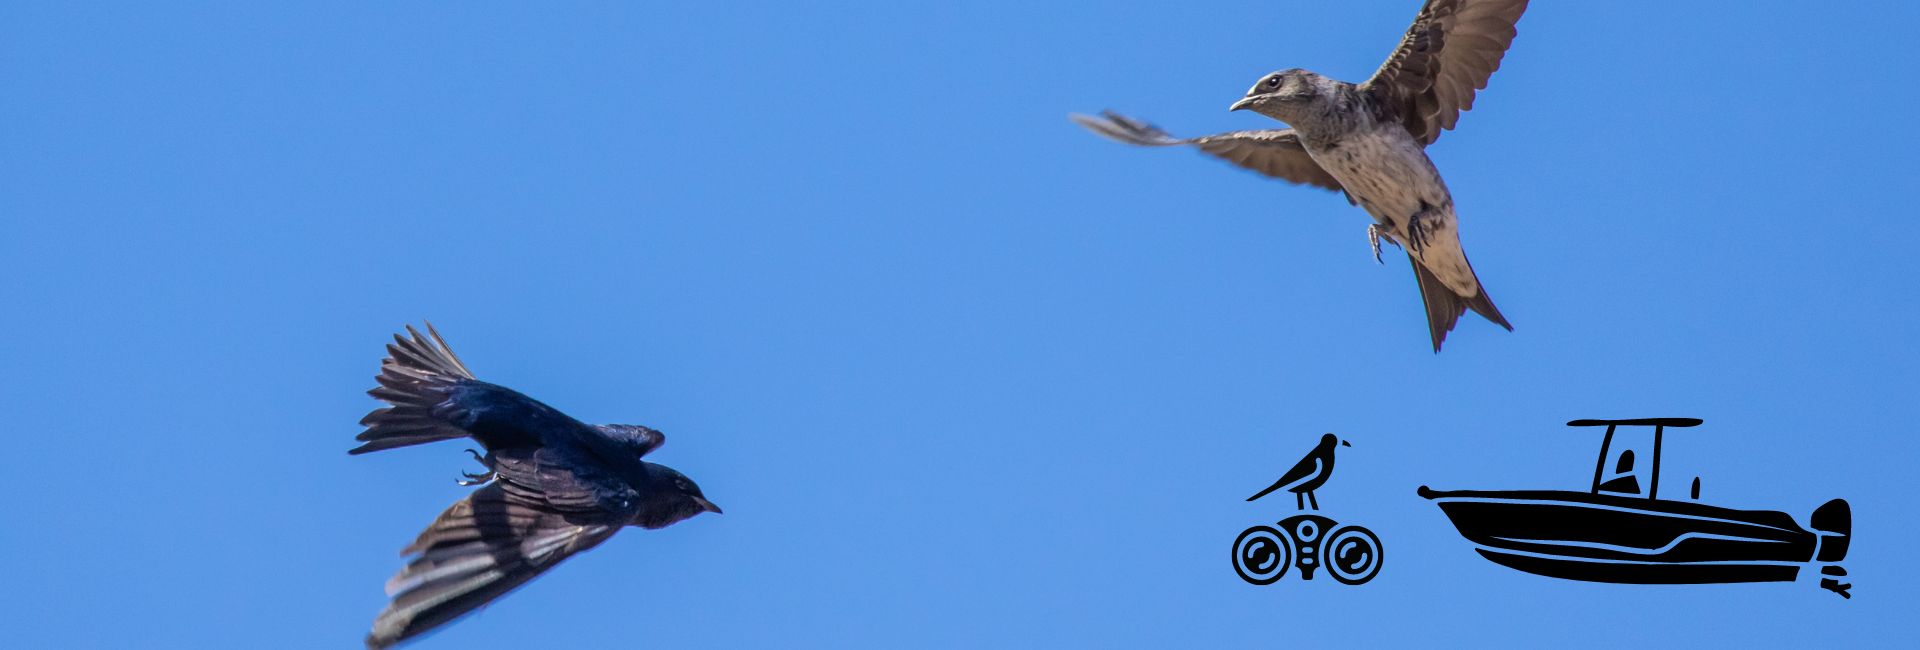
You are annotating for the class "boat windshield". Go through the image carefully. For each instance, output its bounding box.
[1584,421,1672,499]
[1597,449,1642,495]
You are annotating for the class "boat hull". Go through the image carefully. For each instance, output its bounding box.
[1474,549,1802,584]
[1419,487,1844,585]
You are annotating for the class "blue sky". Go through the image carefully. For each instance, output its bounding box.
[3,1,1915,647]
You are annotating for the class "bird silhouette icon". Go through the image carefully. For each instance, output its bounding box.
[1248,433,1351,510]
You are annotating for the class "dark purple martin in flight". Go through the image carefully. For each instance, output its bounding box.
[352,324,720,649]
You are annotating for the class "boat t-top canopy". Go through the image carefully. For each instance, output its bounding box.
[1568,418,1705,499]
[1567,418,1703,428]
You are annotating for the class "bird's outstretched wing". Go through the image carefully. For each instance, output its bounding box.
[596,424,666,459]
[366,457,636,649]
[1361,0,1530,145]
[1070,111,1345,191]
[352,323,594,455]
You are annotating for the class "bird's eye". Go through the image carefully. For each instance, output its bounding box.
[1267,77,1282,88]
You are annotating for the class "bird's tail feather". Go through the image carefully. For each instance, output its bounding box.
[351,323,479,455]
[1247,482,1286,502]
[1410,254,1512,352]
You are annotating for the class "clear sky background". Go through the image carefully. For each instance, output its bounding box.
[4,1,1916,647]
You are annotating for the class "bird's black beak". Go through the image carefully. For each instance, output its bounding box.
[694,496,723,514]
[1341,440,1352,447]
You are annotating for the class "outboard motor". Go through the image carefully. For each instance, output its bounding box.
[1810,498,1851,598]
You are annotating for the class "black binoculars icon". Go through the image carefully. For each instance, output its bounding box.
[1232,514,1383,585]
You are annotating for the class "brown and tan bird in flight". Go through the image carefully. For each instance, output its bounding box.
[1074,0,1530,351]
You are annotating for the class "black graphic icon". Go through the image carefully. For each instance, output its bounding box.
[1420,418,1853,597]
[1247,433,1350,510]
[1234,434,1383,586]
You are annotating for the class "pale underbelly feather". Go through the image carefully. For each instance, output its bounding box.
[1306,129,1479,297]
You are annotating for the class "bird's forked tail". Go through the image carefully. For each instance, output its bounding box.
[351,323,479,455]
[1410,254,1512,352]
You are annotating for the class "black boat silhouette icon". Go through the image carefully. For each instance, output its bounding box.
[1420,418,1853,597]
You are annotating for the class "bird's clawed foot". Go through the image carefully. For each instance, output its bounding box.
[1366,224,1386,264]
[1405,213,1432,254]
[455,448,495,486]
